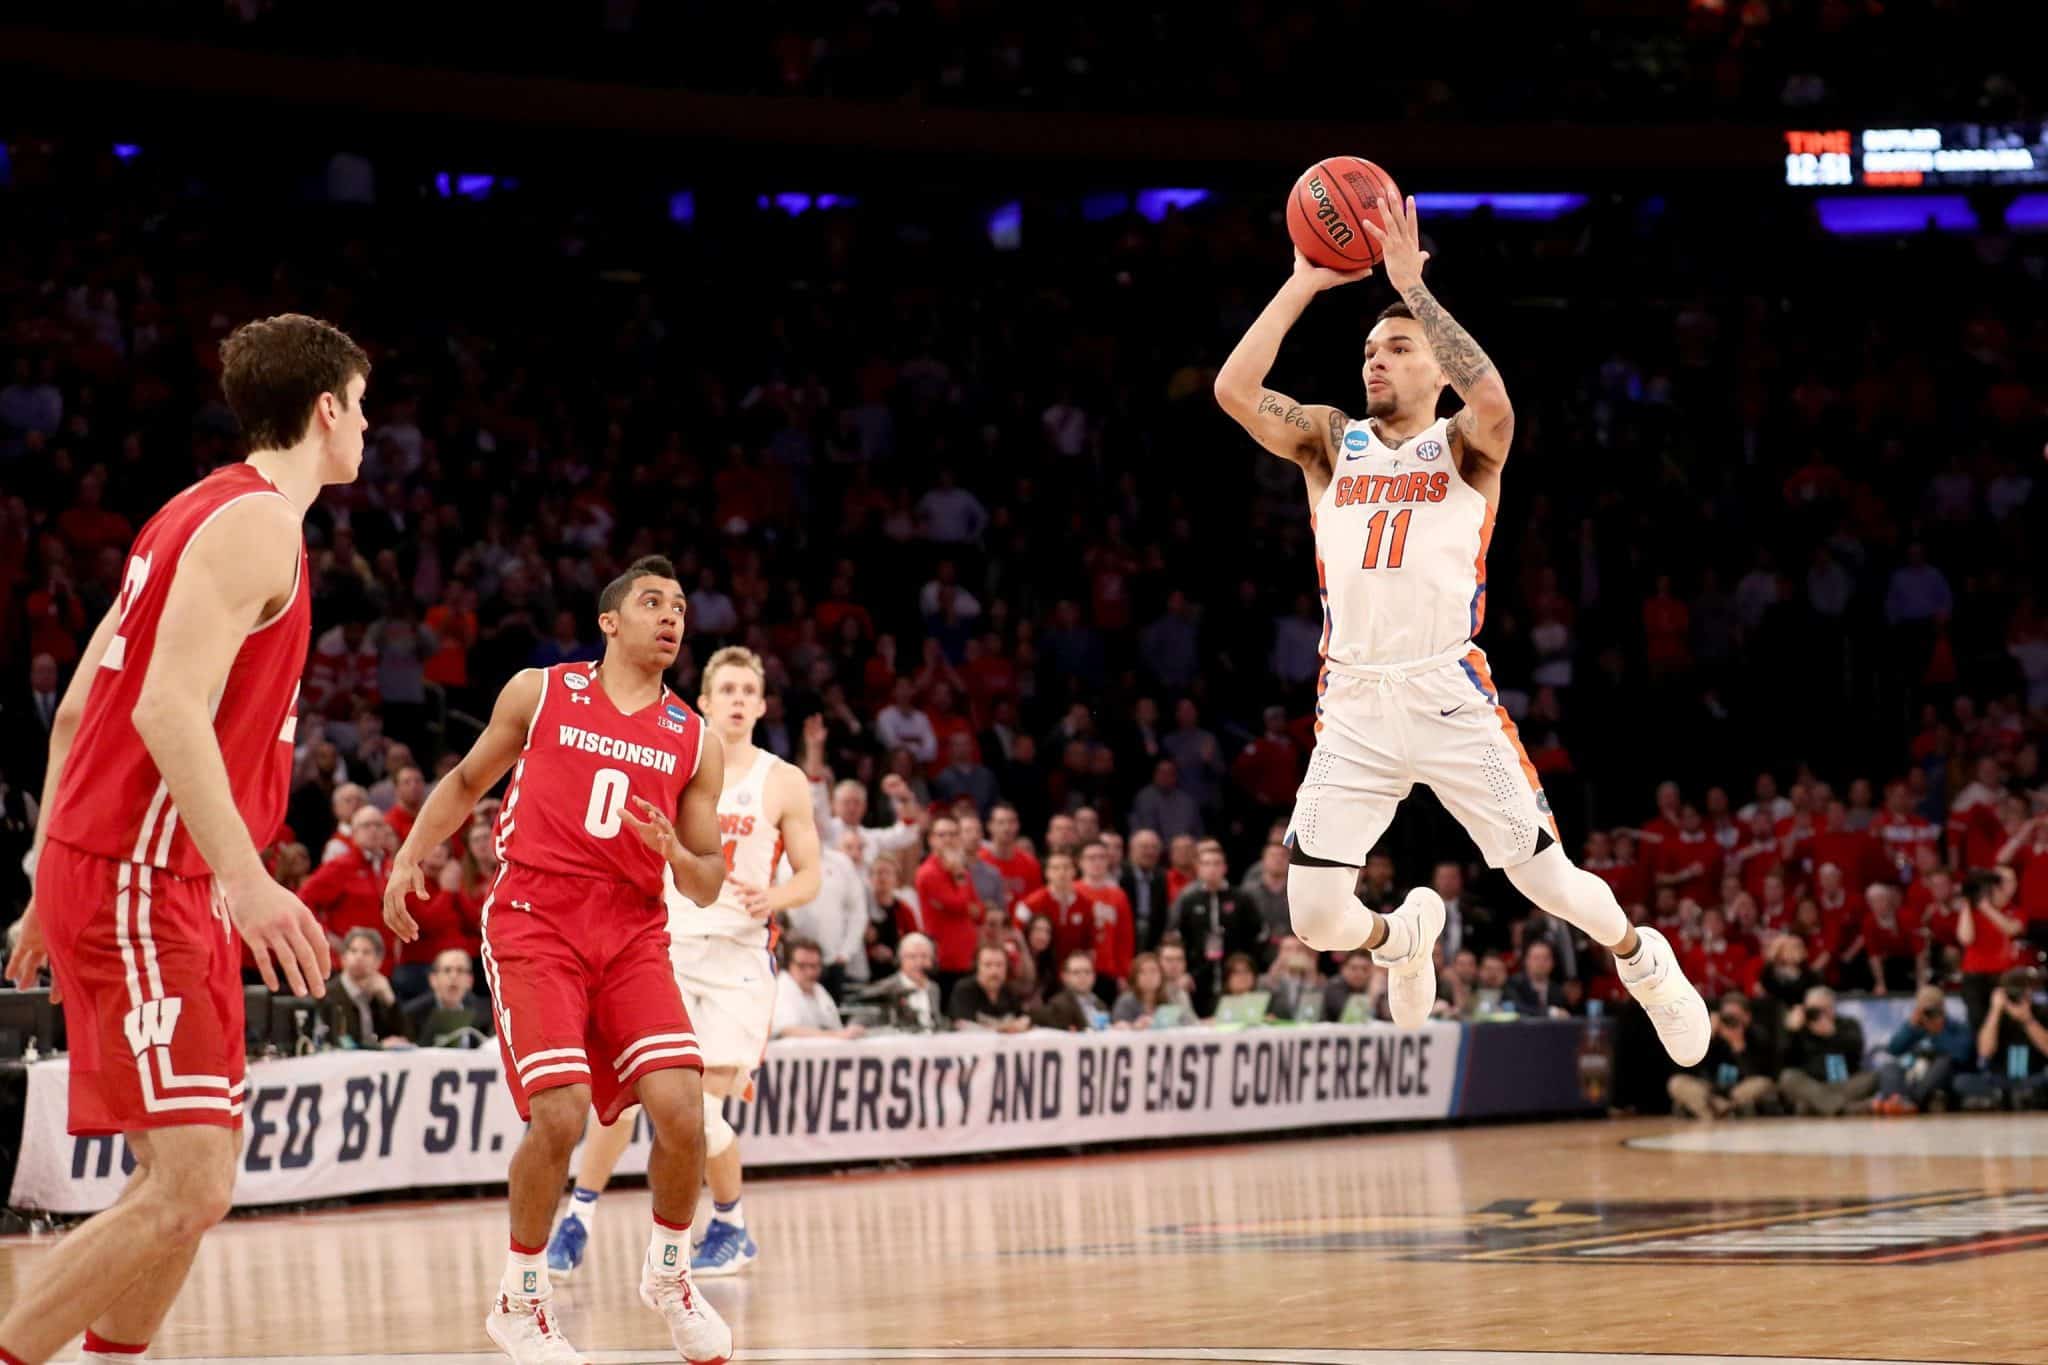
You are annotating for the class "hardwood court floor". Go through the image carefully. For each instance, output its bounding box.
[3,1116,2045,1364]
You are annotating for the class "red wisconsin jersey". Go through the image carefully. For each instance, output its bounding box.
[494,662,705,897]
[46,464,310,877]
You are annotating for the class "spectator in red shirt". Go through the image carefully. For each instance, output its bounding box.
[1582,829,1645,909]
[1079,841,1134,987]
[1873,778,1940,880]
[386,765,428,841]
[1642,575,1692,679]
[1019,851,1098,968]
[306,618,382,721]
[1812,862,1866,945]
[1638,780,1682,849]
[980,803,1043,918]
[1908,865,1962,963]
[1996,810,2048,926]
[1841,883,1918,995]
[1789,898,1838,985]
[1774,789,1820,879]
[320,782,370,864]
[1811,800,1880,889]
[913,814,986,995]
[298,805,404,966]
[1703,786,1741,854]
[1958,867,2026,1029]
[1734,811,1785,901]
[56,470,132,558]
[1230,705,1304,815]
[24,560,86,666]
[1684,907,1751,1000]
[1654,805,1723,905]
[1756,869,1794,934]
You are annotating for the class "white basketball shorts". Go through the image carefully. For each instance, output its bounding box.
[1286,645,1558,870]
[670,933,779,1074]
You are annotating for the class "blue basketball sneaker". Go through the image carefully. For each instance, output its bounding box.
[690,1219,756,1277]
[545,1213,589,1282]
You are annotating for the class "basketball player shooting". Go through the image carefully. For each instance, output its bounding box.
[546,644,820,1283]
[0,316,360,1365]
[383,556,732,1365]
[1213,195,1708,1065]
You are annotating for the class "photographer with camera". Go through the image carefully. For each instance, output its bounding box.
[1874,985,1972,1114]
[1668,993,1780,1120]
[1954,969,2048,1111]
[1777,985,1876,1116]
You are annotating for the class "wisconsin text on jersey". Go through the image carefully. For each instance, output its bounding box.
[554,725,681,775]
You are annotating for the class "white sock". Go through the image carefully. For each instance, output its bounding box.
[1370,911,1416,965]
[568,1185,600,1228]
[504,1244,549,1301]
[650,1215,690,1276]
[1616,934,1657,984]
[713,1196,745,1230]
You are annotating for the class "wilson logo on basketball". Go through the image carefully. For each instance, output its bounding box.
[1306,176,1354,248]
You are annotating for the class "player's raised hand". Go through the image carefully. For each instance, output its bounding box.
[621,796,682,859]
[1291,248,1372,292]
[1357,195,1429,290]
[383,853,427,944]
[226,874,331,998]
[5,900,54,999]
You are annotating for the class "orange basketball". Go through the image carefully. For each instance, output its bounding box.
[1286,156,1402,271]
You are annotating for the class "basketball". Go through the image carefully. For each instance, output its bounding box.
[1286,155,1402,271]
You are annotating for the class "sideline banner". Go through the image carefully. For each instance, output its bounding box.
[9,1021,1486,1214]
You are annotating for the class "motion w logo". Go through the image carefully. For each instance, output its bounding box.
[122,997,184,1056]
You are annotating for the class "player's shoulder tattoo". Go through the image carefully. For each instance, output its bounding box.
[1326,408,1348,455]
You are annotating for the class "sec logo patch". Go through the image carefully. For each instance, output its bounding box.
[1416,440,1443,462]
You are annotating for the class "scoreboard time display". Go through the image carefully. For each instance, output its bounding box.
[1784,125,2048,188]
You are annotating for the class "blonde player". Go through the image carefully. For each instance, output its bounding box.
[547,645,820,1279]
[1214,195,1707,1065]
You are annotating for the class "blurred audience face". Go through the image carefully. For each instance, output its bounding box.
[1451,949,1478,986]
[988,805,1020,849]
[1432,862,1464,899]
[1046,814,1078,854]
[1197,845,1227,888]
[833,780,869,825]
[342,931,384,984]
[430,950,474,1008]
[349,806,393,857]
[1341,952,1372,991]
[975,945,1008,994]
[1045,852,1078,895]
[1131,829,1162,870]
[1169,835,1196,874]
[1224,960,1256,995]
[395,766,427,810]
[1130,955,1164,1000]
[1523,941,1555,981]
[332,783,367,826]
[789,943,824,990]
[1026,915,1053,952]
[1479,955,1508,989]
[899,936,934,982]
[1259,843,1287,883]
[1061,953,1097,998]
[1073,807,1101,843]
[1160,941,1188,982]
[1079,843,1110,883]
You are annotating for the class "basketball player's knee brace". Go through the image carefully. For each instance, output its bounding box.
[1503,843,1629,947]
[1287,861,1375,953]
[702,1090,736,1159]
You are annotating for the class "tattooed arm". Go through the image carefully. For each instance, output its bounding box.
[1361,195,1515,490]
[1215,251,1370,469]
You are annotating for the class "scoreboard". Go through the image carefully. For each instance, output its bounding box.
[1784,125,2048,188]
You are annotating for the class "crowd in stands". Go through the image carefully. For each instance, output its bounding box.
[27,0,2035,125]
[2,132,2046,1111]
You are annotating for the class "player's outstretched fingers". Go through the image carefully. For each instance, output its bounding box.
[252,942,282,994]
[290,912,330,998]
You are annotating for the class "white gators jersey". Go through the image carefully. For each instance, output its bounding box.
[665,749,790,947]
[1312,415,1496,667]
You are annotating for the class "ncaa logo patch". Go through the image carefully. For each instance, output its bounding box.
[1343,430,1370,452]
[664,703,690,722]
[563,671,590,691]
[1415,440,1444,462]
[736,788,753,807]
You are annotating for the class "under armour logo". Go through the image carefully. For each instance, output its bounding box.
[570,692,592,705]
[512,900,535,913]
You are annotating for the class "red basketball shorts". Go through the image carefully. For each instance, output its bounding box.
[480,863,701,1125]
[39,840,246,1136]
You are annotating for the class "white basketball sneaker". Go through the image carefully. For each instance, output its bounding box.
[1371,887,1446,1028]
[1620,925,1710,1066]
[640,1257,733,1365]
[485,1291,587,1365]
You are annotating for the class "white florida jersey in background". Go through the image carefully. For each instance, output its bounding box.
[666,749,789,949]
[1313,415,1495,667]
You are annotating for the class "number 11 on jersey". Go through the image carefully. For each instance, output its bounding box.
[1361,508,1411,570]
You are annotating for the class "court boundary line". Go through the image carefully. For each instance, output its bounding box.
[224,1347,1998,1365]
